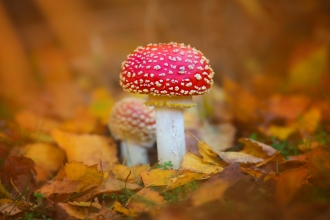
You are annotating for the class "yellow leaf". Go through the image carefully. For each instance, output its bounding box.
[166,172,210,190]
[112,164,150,183]
[113,201,137,217]
[88,87,115,125]
[127,188,165,213]
[24,143,65,176]
[217,151,264,164]
[51,129,118,170]
[0,181,11,199]
[141,169,177,187]
[68,200,102,209]
[189,179,228,206]
[65,161,103,192]
[181,152,223,174]
[239,138,276,158]
[255,151,286,167]
[266,125,296,140]
[197,141,223,165]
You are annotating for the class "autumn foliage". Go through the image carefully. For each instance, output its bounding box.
[1,1,330,219]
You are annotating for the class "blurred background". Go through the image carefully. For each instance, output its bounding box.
[0,0,330,146]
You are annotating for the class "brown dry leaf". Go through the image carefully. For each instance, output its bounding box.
[217,151,264,164]
[223,77,260,122]
[0,199,23,216]
[65,161,103,192]
[38,179,79,197]
[112,164,150,183]
[68,200,102,209]
[127,188,166,213]
[166,172,210,190]
[88,87,116,125]
[239,138,277,158]
[59,107,97,134]
[267,95,309,120]
[113,200,138,217]
[189,178,228,206]
[305,148,330,188]
[180,152,223,174]
[24,143,65,181]
[51,129,118,169]
[141,169,177,187]
[256,151,286,167]
[57,203,87,220]
[98,172,141,194]
[276,168,308,207]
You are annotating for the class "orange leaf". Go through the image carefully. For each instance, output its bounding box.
[239,138,277,158]
[276,168,308,206]
[141,169,177,187]
[51,129,118,169]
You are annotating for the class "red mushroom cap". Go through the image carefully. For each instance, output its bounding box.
[108,97,156,148]
[120,42,214,97]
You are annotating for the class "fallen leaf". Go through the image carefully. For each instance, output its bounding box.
[180,152,223,174]
[57,203,87,220]
[0,181,11,199]
[113,200,137,217]
[141,169,178,187]
[240,167,278,181]
[265,125,296,140]
[112,164,150,183]
[239,138,277,158]
[68,200,102,209]
[296,107,321,134]
[51,129,118,169]
[217,151,264,164]
[127,188,166,213]
[197,140,223,166]
[99,172,141,194]
[24,143,66,181]
[38,179,79,197]
[0,199,24,216]
[166,172,210,190]
[276,168,308,206]
[189,178,228,206]
[65,161,103,192]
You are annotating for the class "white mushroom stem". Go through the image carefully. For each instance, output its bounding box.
[120,142,149,167]
[155,106,186,169]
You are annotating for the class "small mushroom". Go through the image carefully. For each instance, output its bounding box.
[119,42,214,169]
[108,97,156,166]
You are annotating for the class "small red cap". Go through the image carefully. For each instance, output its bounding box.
[108,98,156,147]
[120,42,214,97]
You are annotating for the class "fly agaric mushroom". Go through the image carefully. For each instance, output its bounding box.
[120,42,214,169]
[108,97,156,166]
